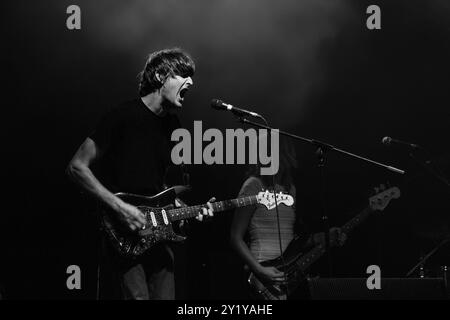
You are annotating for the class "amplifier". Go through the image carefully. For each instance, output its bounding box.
[307,278,448,300]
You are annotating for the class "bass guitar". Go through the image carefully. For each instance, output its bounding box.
[247,184,401,300]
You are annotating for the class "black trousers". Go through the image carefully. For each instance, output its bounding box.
[101,241,175,300]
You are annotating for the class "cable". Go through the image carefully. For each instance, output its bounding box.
[257,114,290,299]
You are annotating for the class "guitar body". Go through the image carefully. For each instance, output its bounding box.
[247,235,312,300]
[101,186,188,259]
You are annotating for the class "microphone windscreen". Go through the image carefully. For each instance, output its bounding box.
[381,136,392,145]
[211,99,224,110]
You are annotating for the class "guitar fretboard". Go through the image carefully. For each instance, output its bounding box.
[341,207,373,235]
[168,195,259,221]
[295,206,375,272]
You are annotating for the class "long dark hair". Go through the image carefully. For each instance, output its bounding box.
[246,135,298,191]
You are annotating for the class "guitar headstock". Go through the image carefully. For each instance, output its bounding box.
[257,190,294,210]
[368,184,401,211]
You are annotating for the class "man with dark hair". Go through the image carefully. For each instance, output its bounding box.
[67,48,214,300]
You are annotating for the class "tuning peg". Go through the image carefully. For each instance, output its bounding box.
[380,184,386,191]
[374,186,380,194]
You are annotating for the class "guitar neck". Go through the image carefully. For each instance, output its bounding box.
[295,244,326,273]
[295,206,374,272]
[168,195,258,221]
[341,207,374,235]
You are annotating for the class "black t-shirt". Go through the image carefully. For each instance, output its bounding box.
[90,98,182,195]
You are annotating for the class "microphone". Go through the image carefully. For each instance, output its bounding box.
[382,136,420,149]
[211,99,261,118]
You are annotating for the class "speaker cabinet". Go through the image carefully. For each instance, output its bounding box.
[307,278,448,300]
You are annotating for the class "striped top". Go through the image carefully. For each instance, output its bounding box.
[238,177,296,262]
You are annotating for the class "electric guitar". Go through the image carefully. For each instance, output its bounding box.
[101,186,294,258]
[247,185,401,300]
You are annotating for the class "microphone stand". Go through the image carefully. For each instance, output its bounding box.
[316,146,332,276]
[407,148,450,194]
[237,117,405,279]
[238,118,405,174]
[238,119,405,174]
[243,114,291,297]
[405,238,450,278]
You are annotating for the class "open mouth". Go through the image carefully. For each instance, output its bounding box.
[179,87,188,99]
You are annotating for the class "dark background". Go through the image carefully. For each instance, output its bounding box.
[2,0,450,299]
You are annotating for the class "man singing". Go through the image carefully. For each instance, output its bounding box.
[67,48,214,299]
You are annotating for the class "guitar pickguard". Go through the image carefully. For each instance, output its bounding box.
[101,187,187,259]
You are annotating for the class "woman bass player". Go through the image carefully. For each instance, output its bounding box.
[230,137,347,299]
